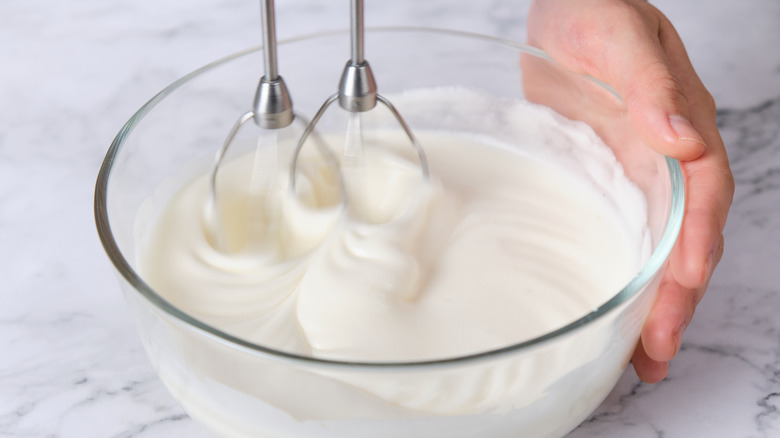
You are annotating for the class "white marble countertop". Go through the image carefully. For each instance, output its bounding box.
[2,0,779,437]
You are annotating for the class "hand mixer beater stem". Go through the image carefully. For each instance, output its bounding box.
[206,0,296,251]
[210,0,293,180]
[338,0,377,112]
[253,0,294,129]
[291,0,430,182]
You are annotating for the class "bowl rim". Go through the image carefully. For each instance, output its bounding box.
[94,26,684,371]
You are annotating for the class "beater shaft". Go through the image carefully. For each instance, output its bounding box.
[338,0,377,112]
[350,0,365,65]
[260,0,280,80]
[253,0,293,129]
[290,0,430,191]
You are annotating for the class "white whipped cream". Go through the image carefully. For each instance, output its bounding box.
[137,88,650,428]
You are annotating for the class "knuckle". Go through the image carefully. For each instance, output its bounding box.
[624,68,686,109]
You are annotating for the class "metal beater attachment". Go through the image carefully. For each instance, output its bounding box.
[210,0,292,173]
[289,0,429,191]
[205,0,297,252]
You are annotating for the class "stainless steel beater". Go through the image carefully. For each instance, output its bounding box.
[206,0,338,252]
[289,0,429,190]
[209,0,293,188]
[207,0,429,251]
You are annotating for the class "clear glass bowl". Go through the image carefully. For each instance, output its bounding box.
[95,27,683,438]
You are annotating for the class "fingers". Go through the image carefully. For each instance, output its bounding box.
[633,270,703,382]
[528,0,735,382]
[671,173,730,289]
[642,273,698,359]
[655,10,735,289]
[632,338,670,383]
[638,227,724,380]
[631,4,733,373]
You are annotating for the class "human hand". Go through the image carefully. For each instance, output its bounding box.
[526,0,734,382]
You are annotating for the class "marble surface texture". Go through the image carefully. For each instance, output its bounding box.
[2,0,779,437]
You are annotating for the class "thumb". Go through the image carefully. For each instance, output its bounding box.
[589,4,707,161]
[530,0,707,161]
[618,60,707,161]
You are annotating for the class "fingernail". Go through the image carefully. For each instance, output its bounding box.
[669,115,707,148]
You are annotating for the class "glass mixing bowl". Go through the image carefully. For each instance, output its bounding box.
[95,27,683,438]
